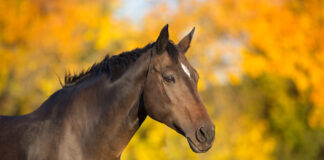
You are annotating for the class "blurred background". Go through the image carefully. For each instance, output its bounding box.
[1,0,324,159]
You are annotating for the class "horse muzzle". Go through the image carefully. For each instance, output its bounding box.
[187,125,215,153]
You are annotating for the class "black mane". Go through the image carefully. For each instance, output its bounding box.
[64,41,178,87]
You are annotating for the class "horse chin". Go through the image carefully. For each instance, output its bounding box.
[187,138,212,153]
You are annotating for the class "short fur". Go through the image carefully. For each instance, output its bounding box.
[0,25,215,160]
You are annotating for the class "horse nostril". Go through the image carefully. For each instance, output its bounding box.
[196,127,207,143]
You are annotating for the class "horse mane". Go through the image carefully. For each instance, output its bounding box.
[63,41,178,88]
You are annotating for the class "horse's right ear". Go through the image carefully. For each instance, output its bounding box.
[156,24,169,54]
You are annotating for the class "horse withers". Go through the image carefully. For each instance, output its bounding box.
[0,25,215,160]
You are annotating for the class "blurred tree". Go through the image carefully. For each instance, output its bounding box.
[139,0,324,127]
[229,75,324,160]
[1,0,324,160]
[0,0,122,114]
[125,0,324,159]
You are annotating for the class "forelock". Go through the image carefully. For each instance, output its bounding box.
[166,41,179,61]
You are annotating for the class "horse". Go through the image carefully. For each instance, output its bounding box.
[0,25,215,160]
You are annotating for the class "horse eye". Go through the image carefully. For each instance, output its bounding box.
[163,75,175,83]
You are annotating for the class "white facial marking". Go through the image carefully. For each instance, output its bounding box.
[181,63,191,78]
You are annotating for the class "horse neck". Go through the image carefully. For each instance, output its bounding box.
[62,49,152,159]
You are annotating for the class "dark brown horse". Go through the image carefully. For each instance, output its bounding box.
[0,25,215,160]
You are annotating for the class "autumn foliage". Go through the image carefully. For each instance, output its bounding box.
[0,0,323,159]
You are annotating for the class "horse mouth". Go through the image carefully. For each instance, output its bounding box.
[172,123,213,153]
[187,138,212,153]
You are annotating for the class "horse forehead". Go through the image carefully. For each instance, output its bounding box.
[177,53,195,79]
[181,63,191,78]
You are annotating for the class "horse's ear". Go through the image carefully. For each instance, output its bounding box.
[156,24,169,54]
[177,27,195,54]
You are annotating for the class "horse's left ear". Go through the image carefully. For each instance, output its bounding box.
[177,27,195,54]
